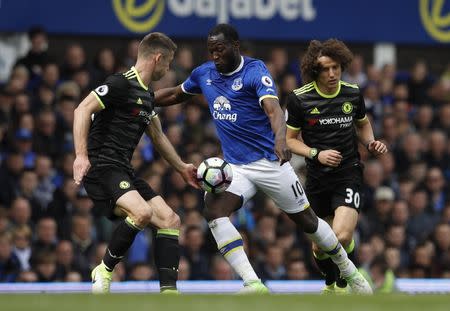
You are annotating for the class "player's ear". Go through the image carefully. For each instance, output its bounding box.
[154,52,162,64]
[233,40,240,50]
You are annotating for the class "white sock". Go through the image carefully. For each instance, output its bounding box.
[208,217,259,283]
[306,218,357,278]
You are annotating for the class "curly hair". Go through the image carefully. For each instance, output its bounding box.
[301,39,353,84]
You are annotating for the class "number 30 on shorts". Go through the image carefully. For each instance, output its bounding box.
[345,188,360,208]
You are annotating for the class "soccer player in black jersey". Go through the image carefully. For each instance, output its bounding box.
[73,33,198,293]
[286,39,387,293]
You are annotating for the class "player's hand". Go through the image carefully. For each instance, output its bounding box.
[73,155,91,185]
[275,139,292,166]
[179,163,200,189]
[318,149,342,167]
[367,140,388,155]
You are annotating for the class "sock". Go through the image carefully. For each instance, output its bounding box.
[305,218,356,279]
[209,217,259,283]
[155,229,180,291]
[336,239,355,288]
[103,217,142,271]
[313,252,337,286]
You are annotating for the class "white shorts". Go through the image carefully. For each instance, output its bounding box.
[226,158,310,214]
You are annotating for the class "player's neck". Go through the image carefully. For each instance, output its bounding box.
[315,81,338,95]
[134,62,151,87]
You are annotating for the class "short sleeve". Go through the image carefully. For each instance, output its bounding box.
[286,92,304,131]
[355,93,367,123]
[91,75,128,109]
[181,67,202,95]
[249,61,278,105]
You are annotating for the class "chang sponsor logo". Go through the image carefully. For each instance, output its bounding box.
[212,96,237,122]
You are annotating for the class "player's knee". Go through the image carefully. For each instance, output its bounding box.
[312,243,322,254]
[133,209,153,227]
[336,231,353,247]
[166,212,181,229]
[202,207,227,222]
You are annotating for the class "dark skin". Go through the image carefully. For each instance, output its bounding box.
[155,33,319,232]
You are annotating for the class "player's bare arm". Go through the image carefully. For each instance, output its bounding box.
[73,92,103,185]
[286,128,342,167]
[146,115,199,189]
[262,97,291,165]
[355,116,388,155]
[154,85,193,107]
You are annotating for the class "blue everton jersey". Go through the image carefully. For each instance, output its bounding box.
[182,56,279,164]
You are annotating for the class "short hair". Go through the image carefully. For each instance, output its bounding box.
[28,26,47,40]
[208,23,239,42]
[301,39,353,84]
[138,32,177,58]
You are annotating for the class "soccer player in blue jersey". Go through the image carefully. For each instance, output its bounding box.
[155,24,372,294]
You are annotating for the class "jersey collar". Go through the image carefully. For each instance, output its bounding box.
[131,66,148,91]
[220,56,244,76]
[313,80,341,98]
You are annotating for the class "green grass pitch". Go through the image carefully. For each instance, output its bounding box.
[0,294,449,311]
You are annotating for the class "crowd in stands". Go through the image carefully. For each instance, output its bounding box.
[0,27,450,289]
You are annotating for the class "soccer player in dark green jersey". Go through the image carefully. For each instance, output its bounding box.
[73,32,198,293]
[286,39,387,293]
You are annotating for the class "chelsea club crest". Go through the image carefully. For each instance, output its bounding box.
[232,77,243,91]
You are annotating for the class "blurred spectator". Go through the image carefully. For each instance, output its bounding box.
[70,214,96,261]
[91,48,116,85]
[181,225,209,280]
[178,256,191,280]
[360,256,396,293]
[0,152,25,206]
[65,271,82,282]
[55,239,89,281]
[31,217,58,257]
[122,39,139,68]
[257,243,285,281]
[208,254,234,280]
[14,129,35,169]
[127,262,155,281]
[367,186,395,235]
[9,197,32,228]
[11,225,32,271]
[407,60,434,106]
[16,270,38,282]
[33,250,61,282]
[284,258,309,280]
[407,188,437,243]
[60,43,87,80]
[15,26,49,77]
[343,54,368,87]
[0,232,20,282]
[172,46,194,84]
[425,167,447,214]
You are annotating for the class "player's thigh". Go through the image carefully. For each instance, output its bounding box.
[98,168,151,224]
[306,190,333,219]
[116,190,152,224]
[146,196,180,229]
[252,159,309,214]
[225,163,257,207]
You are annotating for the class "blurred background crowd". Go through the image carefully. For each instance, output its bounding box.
[0,27,449,288]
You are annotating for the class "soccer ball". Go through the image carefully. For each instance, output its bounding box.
[197,157,233,193]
